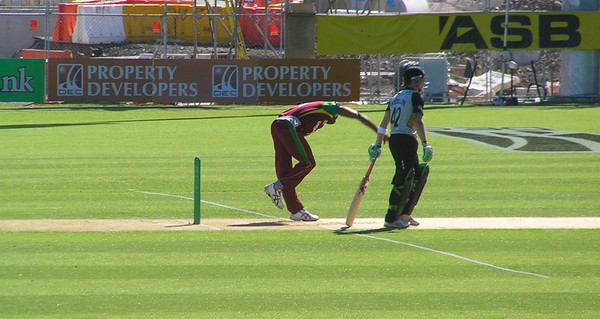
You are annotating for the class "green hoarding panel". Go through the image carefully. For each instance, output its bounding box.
[0,59,45,102]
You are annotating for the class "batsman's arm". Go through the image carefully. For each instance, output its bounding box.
[375,109,391,145]
[413,112,428,145]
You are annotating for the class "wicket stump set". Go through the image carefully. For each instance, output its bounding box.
[194,157,202,225]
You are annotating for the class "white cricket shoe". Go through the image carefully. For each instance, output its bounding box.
[264,183,284,209]
[384,218,410,229]
[407,216,420,226]
[290,209,319,221]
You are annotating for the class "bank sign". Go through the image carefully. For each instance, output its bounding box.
[317,12,600,54]
[47,59,359,103]
[0,59,45,102]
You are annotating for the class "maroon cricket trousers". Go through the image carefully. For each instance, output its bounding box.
[270,118,316,214]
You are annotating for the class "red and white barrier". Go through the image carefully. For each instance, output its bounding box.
[72,4,126,44]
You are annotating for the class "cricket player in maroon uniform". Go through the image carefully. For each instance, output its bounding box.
[264,101,382,221]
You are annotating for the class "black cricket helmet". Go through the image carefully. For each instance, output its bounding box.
[403,66,426,86]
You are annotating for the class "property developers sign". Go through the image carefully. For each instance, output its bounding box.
[47,59,359,103]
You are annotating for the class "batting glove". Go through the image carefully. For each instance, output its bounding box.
[422,143,433,162]
[368,143,382,160]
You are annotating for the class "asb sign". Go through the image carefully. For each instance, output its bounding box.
[47,59,359,103]
[317,12,600,54]
[439,13,582,51]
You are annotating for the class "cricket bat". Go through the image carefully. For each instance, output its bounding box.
[345,158,377,227]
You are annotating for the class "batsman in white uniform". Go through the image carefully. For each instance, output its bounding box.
[369,65,434,229]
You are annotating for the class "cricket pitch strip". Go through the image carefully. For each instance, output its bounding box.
[1,217,600,232]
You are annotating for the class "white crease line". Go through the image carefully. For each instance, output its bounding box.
[195,223,223,231]
[128,189,279,219]
[324,225,550,279]
[130,188,550,279]
[129,189,192,201]
[201,200,279,219]
[363,233,551,278]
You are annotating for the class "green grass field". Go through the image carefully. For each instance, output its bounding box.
[1,104,599,220]
[1,103,599,318]
[2,230,599,318]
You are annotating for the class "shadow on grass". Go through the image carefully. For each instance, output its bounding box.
[229,221,289,228]
[333,227,396,235]
[0,103,395,130]
[0,113,277,130]
[164,222,196,228]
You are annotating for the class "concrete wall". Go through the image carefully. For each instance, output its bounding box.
[0,7,58,57]
[0,0,62,5]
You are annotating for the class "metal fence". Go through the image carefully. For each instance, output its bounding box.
[1,0,599,103]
